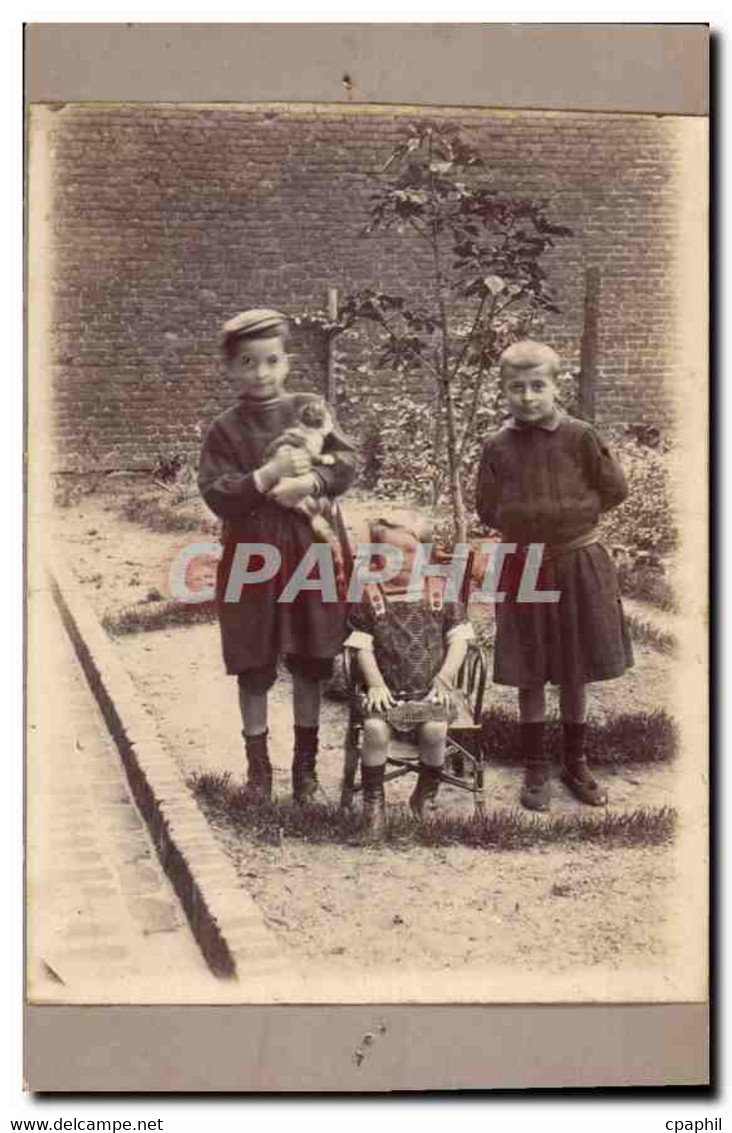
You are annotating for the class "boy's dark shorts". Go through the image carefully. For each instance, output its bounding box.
[236,655,335,693]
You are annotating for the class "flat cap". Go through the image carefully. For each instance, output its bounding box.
[221,308,289,339]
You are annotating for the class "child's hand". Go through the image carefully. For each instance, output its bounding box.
[268,475,317,509]
[427,675,453,709]
[267,446,312,482]
[365,685,396,714]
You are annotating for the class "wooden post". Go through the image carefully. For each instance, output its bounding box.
[579,267,600,422]
[325,287,338,402]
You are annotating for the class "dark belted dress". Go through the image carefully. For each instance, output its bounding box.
[476,412,634,688]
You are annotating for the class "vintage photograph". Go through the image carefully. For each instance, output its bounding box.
[26,92,707,1008]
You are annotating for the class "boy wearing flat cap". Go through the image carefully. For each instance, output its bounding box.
[198,308,359,804]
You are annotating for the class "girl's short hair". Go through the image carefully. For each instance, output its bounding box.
[221,308,291,362]
[498,340,561,381]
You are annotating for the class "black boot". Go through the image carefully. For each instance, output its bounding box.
[409,762,443,819]
[361,763,386,839]
[243,731,273,803]
[292,725,320,804]
[561,722,607,806]
[520,722,551,811]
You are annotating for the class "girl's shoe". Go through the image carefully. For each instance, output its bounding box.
[520,763,552,811]
[245,761,273,802]
[520,721,549,810]
[361,764,386,840]
[292,754,319,804]
[561,759,608,806]
[362,792,386,840]
[292,726,320,804]
[409,763,442,819]
[243,732,273,803]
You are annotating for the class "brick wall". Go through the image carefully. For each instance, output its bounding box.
[42,102,684,472]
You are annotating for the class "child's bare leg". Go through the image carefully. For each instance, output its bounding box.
[410,721,447,818]
[238,687,268,735]
[518,686,551,811]
[362,717,390,766]
[291,673,321,802]
[559,682,607,806]
[361,717,390,837]
[417,720,448,766]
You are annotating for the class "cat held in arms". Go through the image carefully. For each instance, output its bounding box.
[262,397,339,543]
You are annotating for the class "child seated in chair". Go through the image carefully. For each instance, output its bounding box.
[344,511,475,838]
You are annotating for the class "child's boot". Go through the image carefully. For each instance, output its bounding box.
[361,763,386,839]
[561,722,607,806]
[409,762,442,819]
[520,722,551,811]
[243,731,273,803]
[292,725,320,804]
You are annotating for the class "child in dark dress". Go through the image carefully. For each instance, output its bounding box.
[198,308,358,803]
[476,341,633,811]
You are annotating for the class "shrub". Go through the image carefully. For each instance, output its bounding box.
[598,429,678,561]
[622,567,678,614]
[357,368,580,523]
[152,451,187,483]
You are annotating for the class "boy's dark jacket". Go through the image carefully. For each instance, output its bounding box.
[198,392,358,673]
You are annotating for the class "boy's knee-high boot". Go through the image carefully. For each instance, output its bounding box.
[409,762,443,819]
[520,722,551,811]
[561,722,608,806]
[292,725,320,804]
[243,731,273,802]
[361,763,386,838]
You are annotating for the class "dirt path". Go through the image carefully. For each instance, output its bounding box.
[209,830,679,987]
[110,618,677,818]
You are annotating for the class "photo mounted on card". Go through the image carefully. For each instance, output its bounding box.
[25,24,708,1031]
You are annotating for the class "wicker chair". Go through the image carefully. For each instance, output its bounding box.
[339,641,489,816]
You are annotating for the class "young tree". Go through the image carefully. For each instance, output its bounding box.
[338,121,574,544]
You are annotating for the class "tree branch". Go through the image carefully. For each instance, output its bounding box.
[457,295,498,461]
[407,217,434,245]
[373,310,444,383]
[449,292,488,384]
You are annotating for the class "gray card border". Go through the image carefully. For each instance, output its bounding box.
[25,23,709,115]
[23,23,710,1093]
[26,1003,710,1092]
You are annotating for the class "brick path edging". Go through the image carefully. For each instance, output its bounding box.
[47,554,284,981]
